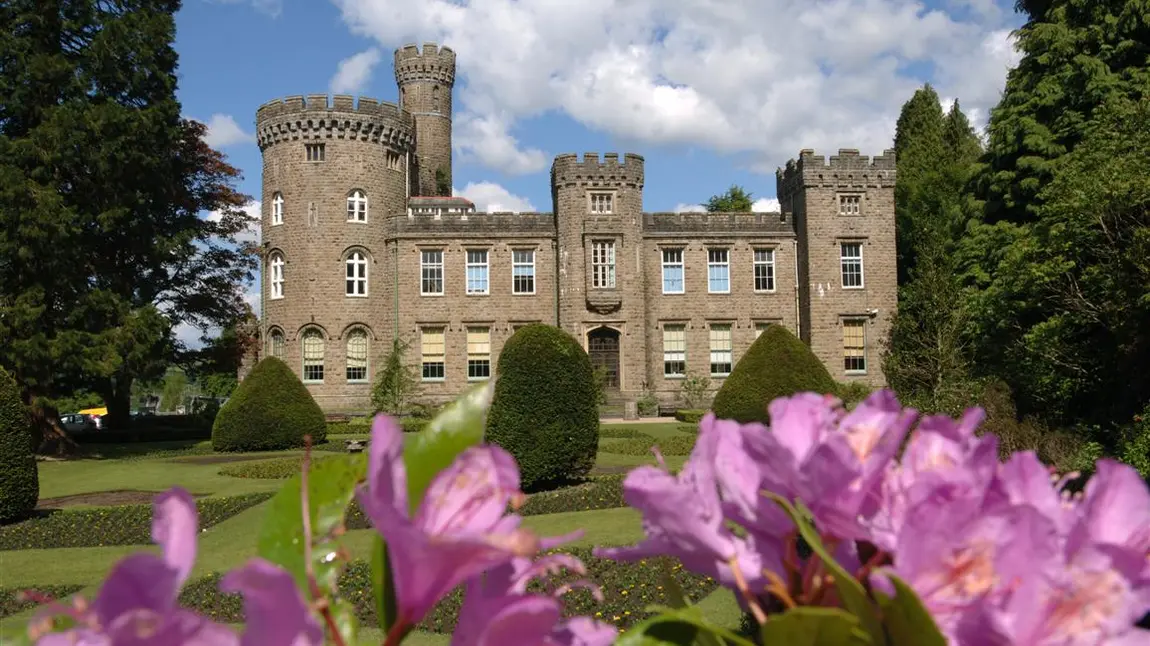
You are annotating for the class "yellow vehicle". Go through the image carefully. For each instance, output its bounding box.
[78,407,108,417]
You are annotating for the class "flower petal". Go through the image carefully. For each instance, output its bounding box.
[547,617,619,646]
[220,558,324,646]
[415,445,522,535]
[453,592,561,646]
[92,554,181,624]
[151,487,199,588]
[367,414,409,517]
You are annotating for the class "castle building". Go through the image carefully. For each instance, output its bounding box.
[253,42,898,413]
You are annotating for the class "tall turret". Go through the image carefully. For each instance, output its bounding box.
[394,42,456,197]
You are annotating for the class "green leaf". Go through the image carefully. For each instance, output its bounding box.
[256,453,367,595]
[402,381,494,514]
[764,493,886,646]
[657,560,724,646]
[616,606,757,646]
[759,607,872,645]
[328,597,359,646]
[370,535,400,634]
[873,571,947,646]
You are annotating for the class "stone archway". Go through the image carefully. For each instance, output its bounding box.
[587,327,621,391]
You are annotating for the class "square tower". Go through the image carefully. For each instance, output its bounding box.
[778,149,898,387]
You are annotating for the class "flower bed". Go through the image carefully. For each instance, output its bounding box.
[599,427,654,440]
[0,585,83,618]
[0,493,273,550]
[177,550,714,632]
[217,455,359,479]
[601,435,696,456]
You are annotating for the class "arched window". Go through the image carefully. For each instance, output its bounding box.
[302,329,325,382]
[347,190,367,222]
[432,85,440,112]
[269,253,285,299]
[345,329,368,382]
[272,193,284,225]
[268,329,285,358]
[345,251,368,297]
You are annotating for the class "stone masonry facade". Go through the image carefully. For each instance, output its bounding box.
[251,42,898,413]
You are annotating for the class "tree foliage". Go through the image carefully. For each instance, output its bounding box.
[372,337,420,416]
[0,367,38,523]
[0,1,256,446]
[705,185,755,212]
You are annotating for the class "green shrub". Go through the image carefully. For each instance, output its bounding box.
[835,381,875,408]
[0,585,84,619]
[178,548,716,632]
[711,324,837,424]
[636,386,659,417]
[218,454,358,479]
[71,426,211,444]
[674,409,706,425]
[1120,405,1150,478]
[599,427,653,440]
[0,367,37,524]
[211,357,326,452]
[486,324,599,491]
[603,436,696,457]
[0,493,272,550]
[326,421,352,435]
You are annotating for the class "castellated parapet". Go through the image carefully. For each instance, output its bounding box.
[394,42,457,85]
[776,148,897,198]
[551,153,645,188]
[255,95,416,151]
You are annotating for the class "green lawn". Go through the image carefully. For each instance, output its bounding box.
[0,421,727,643]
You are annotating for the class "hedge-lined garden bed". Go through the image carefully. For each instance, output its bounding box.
[601,436,696,457]
[178,549,716,632]
[0,493,273,550]
[0,585,84,618]
[599,427,654,440]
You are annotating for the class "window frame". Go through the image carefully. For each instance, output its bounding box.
[591,240,617,289]
[707,248,730,294]
[271,193,284,226]
[269,253,285,300]
[345,328,369,383]
[268,329,285,358]
[709,323,733,377]
[753,248,776,293]
[420,327,446,382]
[662,324,687,378]
[346,190,368,223]
[843,318,868,374]
[838,194,862,216]
[420,249,444,296]
[466,326,491,381]
[465,249,490,295]
[305,143,326,162]
[345,251,368,297]
[588,192,614,214]
[511,248,536,295]
[301,329,325,383]
[661,248,685,294]
[840,242,865,289]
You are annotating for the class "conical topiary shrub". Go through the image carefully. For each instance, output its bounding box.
[0,367,38,523]
[711,324,837,424]
[485,324,599,492]
[212,356,327,452]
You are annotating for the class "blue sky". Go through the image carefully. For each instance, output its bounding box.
[173,0,1024,340]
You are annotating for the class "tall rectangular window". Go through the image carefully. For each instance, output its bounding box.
[663,325,686,377]
[420,250,444,295]
[708,249,730,293]
[305,143,325,162]
[592,241,616,289]
[840,242,864,288]
[512,249,535,294]
[386,151,401,171]
[843,319,867,373]
[467,327,491,380]
[420,327,445,381]
[839,194,861,215]
[662,248,684,294]
[709,324,733,377]
[753,248,775,292]
[466,249,489,295]
[302,330,324,383]
[345,329,368,382]
[589,193,613,214]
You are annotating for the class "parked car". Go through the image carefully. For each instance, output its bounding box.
[59,413,96,433]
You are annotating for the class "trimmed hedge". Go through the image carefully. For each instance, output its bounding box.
[711,324,837,424]
[70,427,211,444]
[0,367,38,523]
[0,585,84,619]
[178,549,716,632]
[673,409,706,424]
[0,493,272,550]
[212,357,326,452]
[599,427,654,440]
[486,324,600,491]
[602,436,696,457]
[219,455,361,479]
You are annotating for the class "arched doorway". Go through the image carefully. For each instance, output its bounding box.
[587,327,621,391]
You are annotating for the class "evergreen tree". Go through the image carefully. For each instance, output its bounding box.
[705,185,755,212]
[0,1,255,449]
[942,100,983,167]
[372,338,420,416]
[892,84,947,284]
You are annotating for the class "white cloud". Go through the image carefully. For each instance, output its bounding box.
[205,0,283,18]
[674,203,707,213]
[200,114,254,149]
[330,48,383,95]
[672,197,779,213]
[453,182,535,212]
[330,0,1023,173]
[206,200,261,246]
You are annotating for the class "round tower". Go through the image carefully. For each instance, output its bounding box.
[394,42,456,197]
[255,94,415,411]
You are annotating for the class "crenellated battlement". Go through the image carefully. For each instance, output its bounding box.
[394,42,457,86]
[551,152,645,188]
[776,148,897,193]
[390,211,556,238]
[642,212,795,236]
[255,94,415,151]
